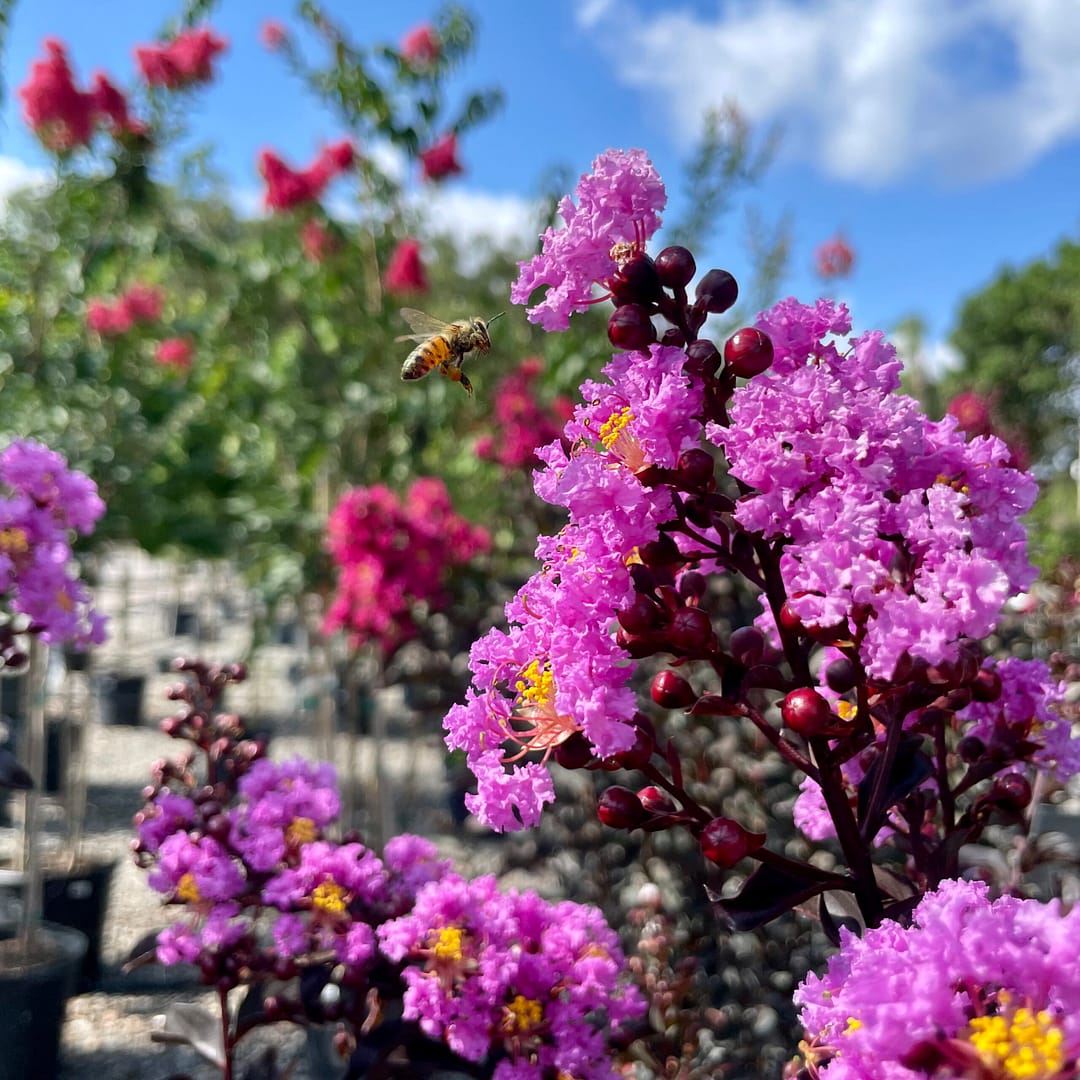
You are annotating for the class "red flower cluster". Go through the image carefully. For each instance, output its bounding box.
[300,219,337,263]
[85,284,165,337]
[383,238,428,294]
[814,233,855,279]
[400,23,440,66]
[19,38,142,150]
[947,389,1030,470]
[135,27,227,90]
[323,478,490,656]
[258,140,356,212]
[419,132,463,182]
[475,357,573,472]
[154,337,194,371]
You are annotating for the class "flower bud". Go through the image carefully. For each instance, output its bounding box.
[554,732,594,770]
[694,269,739,314]
[677,570,707,603]
[956,735,985,763]
[638,785,677,814]
[598,786,647,829]
[651,670,696,709]
[655,245,696,289]
[607,251,661,306]
[728,625,765,667]
[675,448,715,491]
[614,722,655,770]
[608,304,658,351]
[618,596,659,635]
[990,772,1032,811]
[781,688,837,737]
[700,816,765,868]
[971,668,1002,703]
[684,338,721,378]
[668,607,715,654]
[724,327,774,377]
[824,657,858,693]
[640,533,681,567]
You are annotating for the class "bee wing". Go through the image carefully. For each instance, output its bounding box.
[399,308,453,336]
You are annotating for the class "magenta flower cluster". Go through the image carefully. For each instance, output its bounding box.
[795,878,1080,1079]
[322,476,491,656]
[135,662,641,1075]
[0,438,107,648]
[379,872,644,1080]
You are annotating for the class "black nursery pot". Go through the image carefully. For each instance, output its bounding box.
[93,674,146,726]
[0,922,88,1080]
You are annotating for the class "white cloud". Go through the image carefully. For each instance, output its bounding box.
[412,187,542,268]
[576,0,1080,185]
[0,156,51,206]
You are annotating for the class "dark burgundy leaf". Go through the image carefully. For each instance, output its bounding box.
[711,862,849,931]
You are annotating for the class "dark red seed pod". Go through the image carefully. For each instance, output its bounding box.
[684,338,722,378]
[991,772,1032,811]
[598,786,647,829]
[675,448,715,490]
[971,667,1002,703]
[651,669,696,709]
[640,533,681,567]
[608,304,658,351]
[614,724,655,770]
[728,625,765,667]
[655,245,697,289]
[554,732,594,770]
[694,269,739,314]
[724,327,774,377]
[956,735,985,763]
[618,596,659,635]
[677,570,707,603]
[778,601,804,634]
[780,688,838,738]
[668,607,716,654]
[700,816,765,868]
[661,327,686,348]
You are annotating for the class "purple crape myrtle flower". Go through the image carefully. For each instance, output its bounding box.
[511,148,666,330]
[958,656,1080,781]
[445,344,703,831]
[137,790,197,853]
[148,832,246,904]
[230,757,341,872]
[795,878,1080,1080]
[0,438,108,647]
[709,298,1038,679]
[262,840,387,967]
[377,872,644,1080]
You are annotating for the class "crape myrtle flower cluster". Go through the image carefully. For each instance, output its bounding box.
[323,477,491,657]
[19,38,143,151]
[792,879,1080,1080]
[258,139,356,213]
[135,26,228,91]
[383,236,430,295]
[133,661,642,1079]
[0,438,107,652]
[85,283,165,337]
[445,148,1073,946]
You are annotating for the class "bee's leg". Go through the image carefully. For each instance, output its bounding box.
[446,366,473,395]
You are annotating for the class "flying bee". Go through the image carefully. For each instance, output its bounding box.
[397,308,504,395]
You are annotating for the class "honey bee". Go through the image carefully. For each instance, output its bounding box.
[397,308,504,395]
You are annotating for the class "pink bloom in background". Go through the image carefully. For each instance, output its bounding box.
[135,27,227,90]
[323,478,489,656]
[418,132,463,182]
[86,298,134,337]
[120,283,165,323]
[154,337,194,370]
[85,284,164,336]
[259,140,355,212]
[400,23,440,66]
[814,232,855,278]
[383,238,428,294]
[477,357,569,471]
[260,20,288,50]
[19,38,130,150]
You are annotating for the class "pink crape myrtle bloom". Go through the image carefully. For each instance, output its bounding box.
[814,233,855,278]
[259,140,355,212]
[418,132,463,182]
[260,20,288,51]
[511,148,667,331]
[154,337,193,370]
[383,237,428,294]
[135,27,227,89]
[795,879,1080,1080]
[400,23,440,66]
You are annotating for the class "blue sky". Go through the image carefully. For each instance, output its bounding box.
[3,0,1079,374]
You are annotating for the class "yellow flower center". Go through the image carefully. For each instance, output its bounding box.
[432,926,464,962]
[176,872,200,903]
[286,816,318,846]
[515,659,554,706]
[967,1005,1065,1079]
[505,994,543,1033]
[599,407,634,451]
[311,880,347,915]
[836,700,857,722]
[0,527,29,555]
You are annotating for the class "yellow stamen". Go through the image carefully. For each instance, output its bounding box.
[967,1006,1065,1079]
[0,527,29,555]
[836,700,857,722]
[505,994,543,1033]
[176,872,200,903]
[432,926,464,962]
[311,880,347,915]
[599,407,634,450]
[515,659,554,706]
[286,816,318,847]
[845,1017,862,1034]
